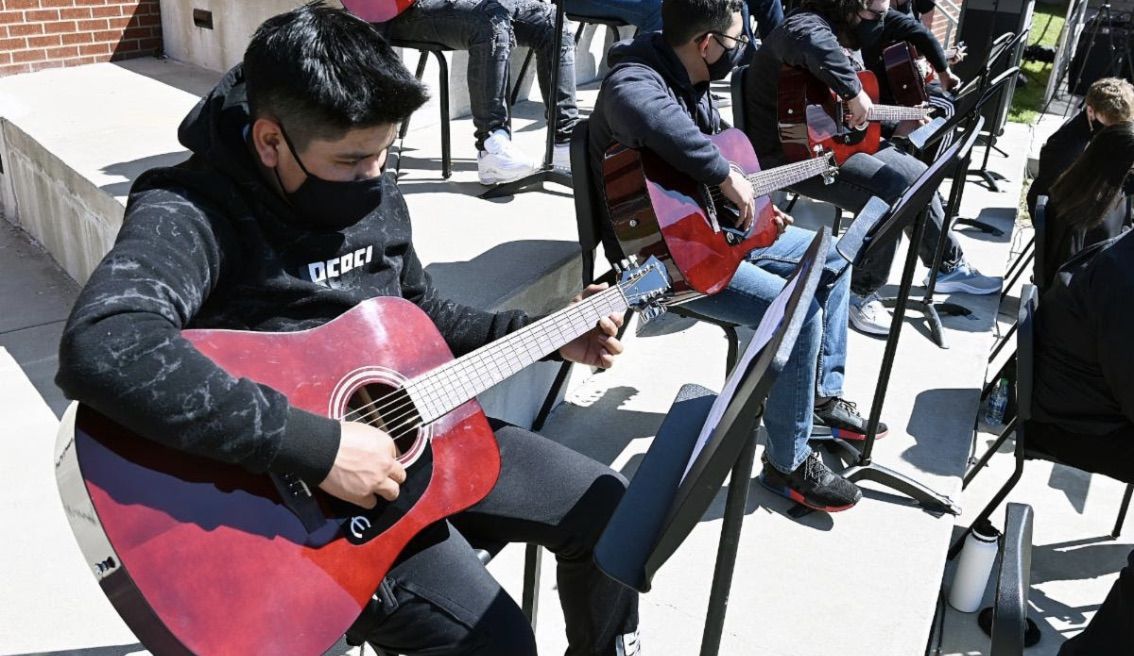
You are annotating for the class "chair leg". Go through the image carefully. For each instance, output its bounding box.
[723,325,740,375]
[963,416,1018,489]
[949,452,1027,560]
[398,51,430,140]
[509,48,536,107]
[521,543,541,629]
[1113,484,1134,539]
[830,206,843,237]
[574,20,589,46]
[429,50,451,180]
[784,193,800,213]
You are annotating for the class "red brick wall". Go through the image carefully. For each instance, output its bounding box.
[0,0,162,77]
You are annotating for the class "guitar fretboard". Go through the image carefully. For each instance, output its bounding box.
[867,105,930,122]
[405,286,629,424]
[746,157,832,198]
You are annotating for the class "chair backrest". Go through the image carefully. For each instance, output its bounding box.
[1016,284,1038,423]
[569,119,604,287]
[990,502,1035,656]
[1032,195,1048,292]
[730,65,749,132]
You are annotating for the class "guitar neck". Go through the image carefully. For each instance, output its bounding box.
[746,158,830,198]
[405,286,629,424]
[867,105,930,122]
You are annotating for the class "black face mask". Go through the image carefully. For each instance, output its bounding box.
[274,126,386,231]
[705,40,743,81]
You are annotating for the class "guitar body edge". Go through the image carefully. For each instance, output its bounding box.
[56,297,501,655]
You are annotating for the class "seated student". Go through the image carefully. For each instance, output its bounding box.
[855,2,961,117]
[54,7,640,655]
[742,0,999,336]
[1037,122,1134,292]
[1029,229,1134,487]
[1058,546,1134,655]
[363,0,579,185]
[589,0,885,512]
[1027,77,1134,219]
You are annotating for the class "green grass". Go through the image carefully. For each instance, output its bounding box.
[1008,3,1067,124]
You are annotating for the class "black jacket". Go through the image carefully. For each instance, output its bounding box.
[743,10,864,162]
[1039,197,1128,292]
[588,32,729,260]
[56,65,531,485]
[1027,111,1092,218]
[1033,229,1134,435]
[861,10,949,104]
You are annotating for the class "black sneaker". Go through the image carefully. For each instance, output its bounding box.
[759,451,862,512]
[813,397,888,441]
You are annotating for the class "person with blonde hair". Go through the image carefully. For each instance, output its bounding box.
[1027,76,1134,218]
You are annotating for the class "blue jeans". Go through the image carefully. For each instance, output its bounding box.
[381,0,578,150]
[564,0,661,32]
[681,226,851,474]
[743,0,784,46]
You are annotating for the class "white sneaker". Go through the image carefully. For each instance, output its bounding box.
[849,292,891,336]
[553,141,571,172]
[478,129,539,185]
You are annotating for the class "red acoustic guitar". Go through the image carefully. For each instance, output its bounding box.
[883,42,931,107]
[602,128,837,301]
[777,68,931,164]
[340,0,415,23]
[54,261,669,656]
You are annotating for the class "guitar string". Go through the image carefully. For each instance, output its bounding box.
[339,286,627,436]
[361,289,627,442]
[340,287,623,430]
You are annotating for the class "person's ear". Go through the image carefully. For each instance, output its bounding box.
[251,118,284,169]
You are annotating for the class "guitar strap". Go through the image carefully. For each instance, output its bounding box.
[271,472,326,533]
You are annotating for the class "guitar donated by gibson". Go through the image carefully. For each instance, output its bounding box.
[55,260,670,656]
[602,128,837,301]
[778,68,932,164]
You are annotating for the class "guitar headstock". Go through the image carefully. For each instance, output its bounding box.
[811,147,839,185]
[616,256,671,324]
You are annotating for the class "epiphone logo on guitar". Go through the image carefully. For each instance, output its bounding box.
[348,515,372,540]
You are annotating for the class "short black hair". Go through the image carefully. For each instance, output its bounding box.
[661,0,744,47]
[800,0,868,24]
[243,3,429,149]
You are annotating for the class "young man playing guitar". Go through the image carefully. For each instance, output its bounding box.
[55,6,640,655]
[589,0,882,512]
[743,0,1000,336]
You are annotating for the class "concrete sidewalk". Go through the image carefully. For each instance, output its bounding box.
[0,54,1128,656]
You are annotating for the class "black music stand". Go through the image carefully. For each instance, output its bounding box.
[594,229,830,656]
[480,0,572,198]
[967,28,1030,195]
[890,68,1016,348]
[816,131,985,516]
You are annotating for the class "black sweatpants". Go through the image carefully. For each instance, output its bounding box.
[347,419,639,655]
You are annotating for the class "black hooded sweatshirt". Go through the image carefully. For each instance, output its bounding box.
[744,10,865,163]
[55,66,531,485]
[588,32,730,261]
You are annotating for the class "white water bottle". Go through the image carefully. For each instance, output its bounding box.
[949,520,1000,613]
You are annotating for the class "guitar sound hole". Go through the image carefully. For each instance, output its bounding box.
[345,383,422,457]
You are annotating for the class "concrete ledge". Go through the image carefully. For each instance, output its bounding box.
[0,56,590,432]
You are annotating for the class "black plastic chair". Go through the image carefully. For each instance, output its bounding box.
[989,502,1036,656]
[386,39,454,180]
[509,14,632,107]
[952,286,1134,559]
